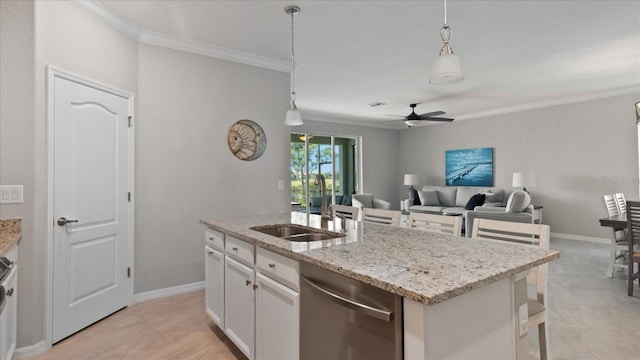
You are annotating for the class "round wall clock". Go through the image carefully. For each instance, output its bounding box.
[227,119,266,161]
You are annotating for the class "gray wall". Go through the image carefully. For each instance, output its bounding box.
[0,0,37,348]
[397,93,640,239]
[295,120,400,209]
[135,43,290,292]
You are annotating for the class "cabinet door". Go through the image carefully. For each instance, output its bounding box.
[224,257,255,360]
[205,246,224,328]
[0,266,17,360]
[255,272,299,360]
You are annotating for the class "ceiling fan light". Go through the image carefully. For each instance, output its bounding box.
[430,53,463,85]
[405,119,422,127]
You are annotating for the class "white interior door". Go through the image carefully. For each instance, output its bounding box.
[52,74,132,343]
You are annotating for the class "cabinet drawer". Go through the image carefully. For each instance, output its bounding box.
[256,247,299,291]
[205,229,224,251]
[226,236,254,266]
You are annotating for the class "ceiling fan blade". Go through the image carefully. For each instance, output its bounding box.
[418,111,445,118]
[422,117,454,122]
[385,114,407,118]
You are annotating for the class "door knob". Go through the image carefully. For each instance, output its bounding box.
[57,217,79,226]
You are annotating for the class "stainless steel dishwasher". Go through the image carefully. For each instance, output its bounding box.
[300,262,403,360]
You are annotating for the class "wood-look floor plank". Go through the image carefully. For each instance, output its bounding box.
[26,291,246,360]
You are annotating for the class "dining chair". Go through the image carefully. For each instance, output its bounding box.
[362,208,401,227]
[330,204,360,221]
[625,201,640,296]
[408,212,462,236]
[603,194,628,277]
[615,193,627,214]
[471,219,550,360]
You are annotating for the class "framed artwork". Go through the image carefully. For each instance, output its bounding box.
[445,147,493,186]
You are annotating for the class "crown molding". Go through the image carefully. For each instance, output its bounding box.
[67,0,289,73]
[138,30,290,73]
[68,0,141,40]
[454,86,640,121]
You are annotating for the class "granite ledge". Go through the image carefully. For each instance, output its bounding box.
[0,218,22,257]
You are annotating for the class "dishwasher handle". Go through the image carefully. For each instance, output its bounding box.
[302,276,393,322]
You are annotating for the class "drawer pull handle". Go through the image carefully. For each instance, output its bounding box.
[253,284,258,290]
[268,263,276,268]
[232,247,238,251]
[207,251,214,255]
[7,288,14,297]
[245,280,251,286]
[209,237,214,240]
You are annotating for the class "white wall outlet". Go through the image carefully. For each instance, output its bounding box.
[518,303,528,337]
[278,180,284,191]
[0,185,24,204]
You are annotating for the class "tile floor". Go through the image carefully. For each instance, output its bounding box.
[26,238,640,360]
[519,238,640,360]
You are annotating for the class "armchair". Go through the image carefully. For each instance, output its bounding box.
[351,194,392,212]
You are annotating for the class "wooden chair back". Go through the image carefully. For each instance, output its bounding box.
[330,204,359,221]
[615,193,626,214]
[408,212,462,236]
[362,208,401,227]
[625,201,640,296]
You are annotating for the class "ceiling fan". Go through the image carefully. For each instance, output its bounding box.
[388,103,454,127]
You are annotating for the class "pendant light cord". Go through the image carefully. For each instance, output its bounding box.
[290,9,296,98]
[443,0,448,26]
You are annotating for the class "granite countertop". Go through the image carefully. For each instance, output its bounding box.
[0,218,22,256]
[201,213,559,305]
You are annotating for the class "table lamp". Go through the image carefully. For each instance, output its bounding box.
[512,172,536,193]
[404,174,419,203]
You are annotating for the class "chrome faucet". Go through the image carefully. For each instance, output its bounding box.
[314,174,331,219]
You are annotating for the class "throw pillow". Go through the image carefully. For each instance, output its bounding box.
[505,190,531,213]
[417,190,440,206]
[465,193,486,210]
[483,191,499,203]
[409,188,420,205]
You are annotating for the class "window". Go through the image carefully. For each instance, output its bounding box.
[290,134,359,214]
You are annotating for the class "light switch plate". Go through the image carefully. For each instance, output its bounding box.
[518,303,528,337]
[0,185,24,204]
[278,180,284,191]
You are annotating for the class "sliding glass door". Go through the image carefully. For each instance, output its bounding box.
[290,133,359,214]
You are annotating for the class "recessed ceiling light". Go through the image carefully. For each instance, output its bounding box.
[368,102,387,107]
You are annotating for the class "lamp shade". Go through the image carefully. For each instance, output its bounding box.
[430,53,464,85]
[404,174,419,186]
[512,172,536,188]
[285,107,303,126]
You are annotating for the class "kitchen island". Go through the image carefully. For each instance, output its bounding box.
[201,212,559,359]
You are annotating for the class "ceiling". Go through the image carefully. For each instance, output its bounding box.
[95,0,640,128]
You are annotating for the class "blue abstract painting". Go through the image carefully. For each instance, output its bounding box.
[445,148,494,186]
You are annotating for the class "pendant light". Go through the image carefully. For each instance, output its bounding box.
[430,0,464,85]
[284,5,303,126]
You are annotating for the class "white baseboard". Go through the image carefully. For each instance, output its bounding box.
[551,232,609,244]
[14,340,49,359]
[133,281,205,304]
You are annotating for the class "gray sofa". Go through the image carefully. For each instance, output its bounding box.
[403,185,535,236]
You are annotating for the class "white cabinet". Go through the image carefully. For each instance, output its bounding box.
[205,245,224,328]
[255,272,299,360]
[0,246,18,360]
[255,247,300,360]
[224,256,255,360]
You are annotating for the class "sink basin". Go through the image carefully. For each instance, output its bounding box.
[250,224,345,242]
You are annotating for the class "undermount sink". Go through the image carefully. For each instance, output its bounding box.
[250,224,345,242]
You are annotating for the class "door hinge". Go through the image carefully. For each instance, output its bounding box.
[127,267,131,278]
[128,192,131,202]
[128,116,132,128]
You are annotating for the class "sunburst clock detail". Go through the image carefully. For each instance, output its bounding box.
[227,119,266,161]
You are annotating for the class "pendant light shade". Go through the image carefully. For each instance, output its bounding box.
[284,5,303,126]
[430,0,463,85]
